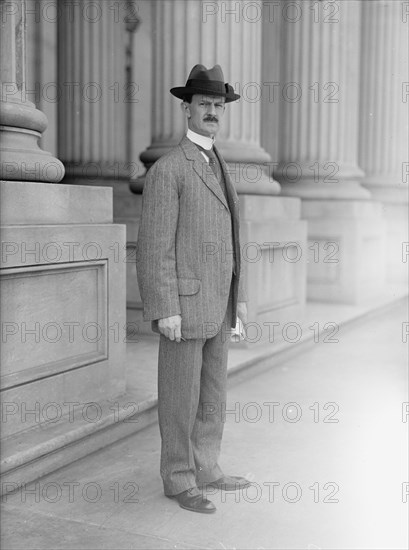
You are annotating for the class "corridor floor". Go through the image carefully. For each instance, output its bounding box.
[1,301,408,549]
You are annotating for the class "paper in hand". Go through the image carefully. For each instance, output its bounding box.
[230,317,246,343]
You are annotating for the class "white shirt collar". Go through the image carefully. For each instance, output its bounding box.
[186,128,214,151]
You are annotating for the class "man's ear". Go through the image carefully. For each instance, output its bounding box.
[181,101,191,118]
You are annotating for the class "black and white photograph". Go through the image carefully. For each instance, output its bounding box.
[0,0,408,548]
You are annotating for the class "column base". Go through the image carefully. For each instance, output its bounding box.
[0,99,65,182]
[280,181,371,200]
[302,199,386,303]
[226,162,281,195]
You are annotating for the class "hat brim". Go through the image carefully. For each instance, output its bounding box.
[170,86,240,103]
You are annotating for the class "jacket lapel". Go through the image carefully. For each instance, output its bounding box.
[213,145,239,214]
[214,145,241,277]
[180,136,229,209]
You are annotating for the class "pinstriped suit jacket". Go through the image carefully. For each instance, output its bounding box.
[136,136,247,340]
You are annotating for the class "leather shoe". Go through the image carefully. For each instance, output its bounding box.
[167,487,216,514]
[198,475,251,491]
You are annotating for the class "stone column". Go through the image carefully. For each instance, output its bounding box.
[359,0,409,283]
[359,0,408,201]
[274,0,368,199]
[263,0,386,303]
[137,0,280,195]
[57,0,128,184]
[0,0,64,182]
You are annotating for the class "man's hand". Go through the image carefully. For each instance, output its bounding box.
[158,314,182,343]
[237,302,248,326]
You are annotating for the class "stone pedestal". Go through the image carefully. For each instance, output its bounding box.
[0,182,127,439]
[303,200,385,303]
[264,0,386,303]
[239,196,307,345]
[380,203,409,285]
[113,188,150,337]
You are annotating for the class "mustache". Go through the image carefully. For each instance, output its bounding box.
[203,116,218,123]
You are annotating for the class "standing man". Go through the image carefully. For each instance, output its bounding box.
[136,64,249,514]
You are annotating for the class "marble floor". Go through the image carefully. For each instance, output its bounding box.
[1,300,408,549]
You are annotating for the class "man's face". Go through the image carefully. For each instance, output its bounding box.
[184,94,226,137]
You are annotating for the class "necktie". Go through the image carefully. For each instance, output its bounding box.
[203,147,221,180]
[196,145,227,200]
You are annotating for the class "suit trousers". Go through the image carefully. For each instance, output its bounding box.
[157,288,233,496]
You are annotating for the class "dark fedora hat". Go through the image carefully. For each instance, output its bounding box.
[170,64,240,103]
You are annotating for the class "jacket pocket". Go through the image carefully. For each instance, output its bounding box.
[177,278,201,295]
